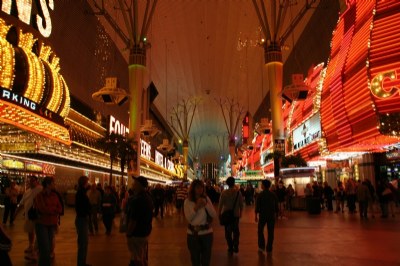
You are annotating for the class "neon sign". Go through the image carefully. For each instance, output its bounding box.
[1,0,54,37]
[1,88,36,111]
[140,139,151,161]
[370,69,400,99]
[109,116,129,136]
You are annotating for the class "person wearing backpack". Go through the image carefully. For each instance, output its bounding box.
[218,176,243,255]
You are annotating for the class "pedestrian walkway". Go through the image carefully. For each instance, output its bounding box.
[3,206,400,265]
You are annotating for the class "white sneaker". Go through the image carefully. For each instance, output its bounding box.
[258,248,265,253]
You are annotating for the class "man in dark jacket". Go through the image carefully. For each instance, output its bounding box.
[75,176,91,266]
[126,176,154,266]
[255,179,278,254]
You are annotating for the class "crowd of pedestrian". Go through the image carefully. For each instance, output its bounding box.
[0,175,399,266]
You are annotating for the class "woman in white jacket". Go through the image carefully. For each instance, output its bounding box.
[184,180,217,266]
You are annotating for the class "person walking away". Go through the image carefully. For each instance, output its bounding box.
[87,184,101,235]
[255,179,278,254]
[276,181,286,218]
[102,186,117,235]
[286,184,295,211]
[126,176,154,266]
[345,179,357,213]
[75,176,91,266]
[152,184,165,219]
[184,179,217,266]
[323,182,334,211]
[335,182,346,213]
[0,224,12,266]
[365,179,377,218]
[218,176,243,254]
[34,177,62,266]
[14,176,42,261]
[357,180,371,219]
[176,182,187,216]
[2,181,19,226]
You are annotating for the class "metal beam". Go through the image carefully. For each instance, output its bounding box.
[280,0,318,45]
[251,0,271,41]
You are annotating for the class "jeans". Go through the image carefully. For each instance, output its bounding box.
[88,205,99,233]
[359,201,368,218]
[2,201,17,224]
[75,217,89,266]
[102,214,114,234]
[35,223,55,266]
[258,218,275,252]
[187,233,213,266]
[127,236,149,266]
[224,217,240,251]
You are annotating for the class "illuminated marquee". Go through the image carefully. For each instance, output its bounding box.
[370,69,400,99]
[1,0,54,37]
[292,113,321,150]
[320,0,400,152]
[109,115,129,136]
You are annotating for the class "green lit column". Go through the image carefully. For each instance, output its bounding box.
[182,139,189,180]
[128,45,146,188]
[265,42,284,180]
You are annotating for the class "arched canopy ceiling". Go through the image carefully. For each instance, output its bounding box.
[90,0,319,163]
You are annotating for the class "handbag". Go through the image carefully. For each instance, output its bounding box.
[27,205,39,221]
[220,191,239,226]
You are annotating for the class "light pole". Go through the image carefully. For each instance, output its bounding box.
[252,0,317,180]
[91,0,158,187]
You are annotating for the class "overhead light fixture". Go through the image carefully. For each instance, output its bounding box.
[92,77,129,106]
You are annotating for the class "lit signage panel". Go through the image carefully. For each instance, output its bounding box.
[2,159,24,169]
[155,150,164,167]
[0,88,64,126]
[109,115,129,136]
[292,113,321,151]
[140,139,151,161]
[1,0,54,37]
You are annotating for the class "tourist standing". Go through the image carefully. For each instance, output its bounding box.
[14,176,42,261]
[255,179,278,254]
[102,186,117,235]
[2,181,18,226]
[218,176,243,254]
[176,182,187,216]
[87,183,101,235]
[75,176,91,266]
[184,179,217,266]
[357,180,371,219]
[34,177,62,266]
[126,176,154,266]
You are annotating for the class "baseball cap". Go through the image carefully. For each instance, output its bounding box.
[133,176,148,188]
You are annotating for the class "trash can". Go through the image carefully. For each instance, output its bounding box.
[307,197,321,215]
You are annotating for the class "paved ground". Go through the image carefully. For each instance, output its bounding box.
[2,205,400,266]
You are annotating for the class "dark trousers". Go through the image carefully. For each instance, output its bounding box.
[326,198,333,211]
[258,218,275,252]
[187,233,213,266]
[35,223,56,266]
[2,202,17,224]
[224,217,240,251]
[154,201,164,218]
[347,194,356,212]
[359,201,369,218]
[102,214,114,233]
[75,217,89,266]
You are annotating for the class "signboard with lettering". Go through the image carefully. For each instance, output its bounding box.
[292,112,321,151]
[1,0,54,37]
[0,88,64,126]
[109,115,129,136]
[140,139,151,161]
